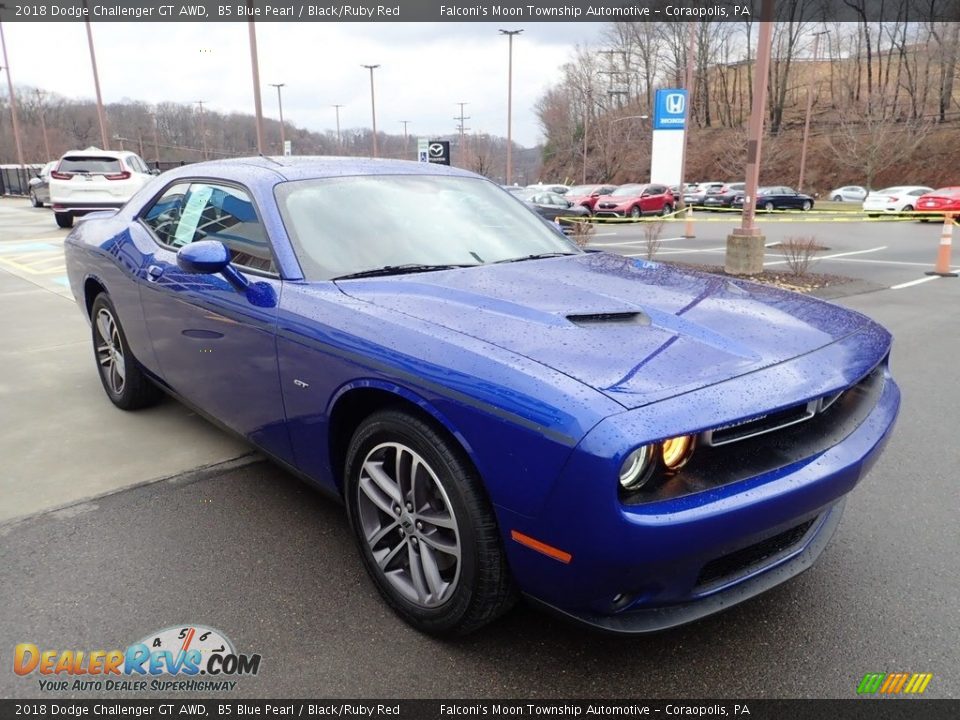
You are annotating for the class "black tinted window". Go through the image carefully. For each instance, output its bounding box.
[58,156,122,174]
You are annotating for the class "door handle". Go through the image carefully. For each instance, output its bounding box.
[147,265,164,281]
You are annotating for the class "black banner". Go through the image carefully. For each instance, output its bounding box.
[2,700,959,720]
[0,1,956,23]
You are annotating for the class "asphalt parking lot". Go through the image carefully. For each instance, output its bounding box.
[1,198,958,699]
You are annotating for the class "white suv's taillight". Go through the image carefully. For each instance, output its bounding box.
[50,170,70,180]
[104,171,132,180]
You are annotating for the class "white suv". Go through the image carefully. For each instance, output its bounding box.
[49,147,155,228]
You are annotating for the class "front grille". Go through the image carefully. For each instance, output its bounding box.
[696,517,817,589]
[705,401,816,446]
[621,365,886,505]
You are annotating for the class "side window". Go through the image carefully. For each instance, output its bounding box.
[141,183,191,247]
[174,183,276,274]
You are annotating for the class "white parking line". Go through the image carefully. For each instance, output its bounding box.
[765,246,887,266]
[890,276,942,290]
[590,236,688,246]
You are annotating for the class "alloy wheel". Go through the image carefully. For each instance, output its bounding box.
[94,308,126,396]
[355,442,462,609]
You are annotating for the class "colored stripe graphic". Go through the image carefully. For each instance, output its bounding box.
[858,672,933,695]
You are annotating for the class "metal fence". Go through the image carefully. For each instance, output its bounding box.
[0,165,44,196]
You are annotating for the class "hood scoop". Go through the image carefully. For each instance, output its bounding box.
[566,311,651,327]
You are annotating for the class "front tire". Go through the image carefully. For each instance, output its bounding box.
[832,195,842,202]
[629,206,641,219]
[90,293,162,410]
[764,201,775,212]
[55,212,73,229]
[345,410,516,635]
[801,200,812,211]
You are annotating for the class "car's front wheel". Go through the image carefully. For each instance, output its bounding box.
[629,206,641,219]
[55,212,73,229]
[801,200,812,211]
[764,201,775,211]
[90,293,162,410]
[832,195,842,201]
[345,410,516,635]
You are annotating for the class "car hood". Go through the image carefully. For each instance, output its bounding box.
[336,253,871,409]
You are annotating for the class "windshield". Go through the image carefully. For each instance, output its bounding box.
[275,175,580,281]
[611,185,645,197]
[58,156,123,174]
[566,185,595,195]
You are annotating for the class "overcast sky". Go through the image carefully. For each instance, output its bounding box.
[3,22,607,148]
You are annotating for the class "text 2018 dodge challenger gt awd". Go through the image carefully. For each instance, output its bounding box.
[64,157,900,635]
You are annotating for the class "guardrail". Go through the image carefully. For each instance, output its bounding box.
[0,165,44,197]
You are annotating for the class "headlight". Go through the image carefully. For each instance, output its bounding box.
[662,435,695,470]
[619,445,655,490]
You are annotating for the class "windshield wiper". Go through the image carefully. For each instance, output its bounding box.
[494,252,578,264]
[332,263,477,280]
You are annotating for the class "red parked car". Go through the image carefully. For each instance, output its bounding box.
[593,183,675,218]
[914,187,960,221]
[564,184,618,214]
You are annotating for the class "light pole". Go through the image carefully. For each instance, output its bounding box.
[269,82,286,154]
[499,29,523,184]
[35,89,51,159]
[247,8,265,154]
[361,64,380,157]
[152,111,161,167]
[726,0,775,275]
[332,104,343,151]
[81,3,109,150]
[798,29,829,192]
[0,24,24,170]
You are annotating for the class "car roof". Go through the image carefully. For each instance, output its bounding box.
[60,146,136,159]
[159,156,480,183]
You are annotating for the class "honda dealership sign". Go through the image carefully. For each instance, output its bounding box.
[653,89,688,130]
[650,88,688,186]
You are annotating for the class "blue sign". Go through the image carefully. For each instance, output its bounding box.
[653,89,688,130]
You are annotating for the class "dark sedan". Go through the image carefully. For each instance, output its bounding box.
[732,186,814,211]
[516,189,590,232]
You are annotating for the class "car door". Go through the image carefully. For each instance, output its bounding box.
[134,180,292,460]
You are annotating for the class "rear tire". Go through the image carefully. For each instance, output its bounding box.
[345,409,516,636]
[90,293,163,410]
[55,212,73,229]
[661,203,674,216]
[764,201,775,212]
[30,191,42,208]
[832,195,842,202]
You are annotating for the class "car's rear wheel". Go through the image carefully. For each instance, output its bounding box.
[764,201,775,212]
[902,205,914,214]
[345,410,516,635]
[801,200,812,211]
[90,293,162,410]
[629,206,641,219]
[832,195,842,201]
[55,212,73,229]
[661,203,674,216]
[30,190,42,208]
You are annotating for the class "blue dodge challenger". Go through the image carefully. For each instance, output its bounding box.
[64,157,900,635]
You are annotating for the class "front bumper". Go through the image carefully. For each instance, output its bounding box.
[496,338,899,633]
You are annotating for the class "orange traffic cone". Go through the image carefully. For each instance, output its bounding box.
[925,213,959,277]
[684,204,695,239]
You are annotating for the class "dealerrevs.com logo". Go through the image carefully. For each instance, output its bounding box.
[14,625,261,692]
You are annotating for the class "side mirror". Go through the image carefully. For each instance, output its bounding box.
[150,169,161,176]
[590,192,600,198]
[177,240,231,274]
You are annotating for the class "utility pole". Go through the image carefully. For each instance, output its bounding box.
[798,29,829,192]
[677,21,696,211]
[269,82,286,154]
[35,89,51,159]
[499,29,522,184]
[152,111,161,166]
[196,100,208,160]
[332,105,344,152]
[361,64,380,157]
[81,3,109,150]
[0,28,24,170]
[455,102,470,165]
[399,120,410,158]
[247,7,265,154]
[726,0,775,275]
